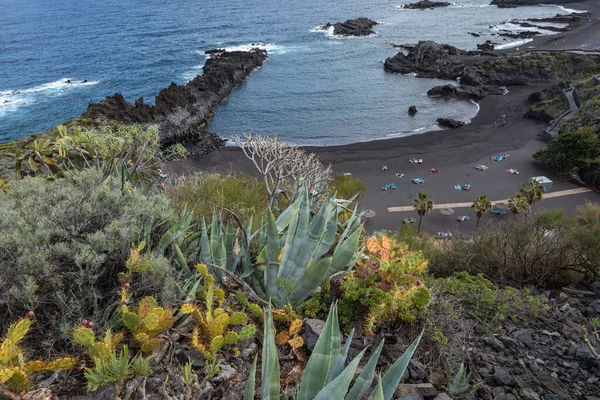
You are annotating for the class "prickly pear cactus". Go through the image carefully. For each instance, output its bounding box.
[181,264,261,360]
[120,297,174,353]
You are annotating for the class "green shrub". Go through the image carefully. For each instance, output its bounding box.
[433,272,547,328]
[533,126,600,173]
[328,174,366,201]
[166,172,270,222]
[0,170,178,356]
[422,208,600,287]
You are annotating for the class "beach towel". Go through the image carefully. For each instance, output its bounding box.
[454,185,462,191]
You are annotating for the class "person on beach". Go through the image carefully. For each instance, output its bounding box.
[493,121,497,128]
[502,116,506,126]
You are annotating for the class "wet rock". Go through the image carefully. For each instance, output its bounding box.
[408,105,418,115]
[400,0,451,9]
[318,18,378,36]
[477,40,495,51]
[304,318,325,352]
[427,84,505,101]
[436,118,465,129]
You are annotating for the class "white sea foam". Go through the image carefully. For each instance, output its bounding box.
[549,5,587,14]
[0,78,99,116]
[494,38,534,49]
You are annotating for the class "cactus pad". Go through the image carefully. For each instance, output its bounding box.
[288,336,304,349]
[207,321,224,338]
[6,318,31,344]
[238,325,256,341]
[0,339,19,365]
[275,331,290,345]
[223,331,239,345]
[289,319,303,335]
[25,360,47,374]
[142,313,159,331]
[121,311,140,330]
[0,368,15,383]
[73,327,95,347]
[5,367,27,393]
[229,312,248,326]
[46,357,76,372]
[247,304,263,319]
[209,336,224,354]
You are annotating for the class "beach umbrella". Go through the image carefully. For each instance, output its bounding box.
[363,209,376,224]
[440,208,455,220]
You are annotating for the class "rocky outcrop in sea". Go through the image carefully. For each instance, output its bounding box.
[318,18,378,37]
[83,49,268,155]
[400,0,451,9]
[490,0,580,6]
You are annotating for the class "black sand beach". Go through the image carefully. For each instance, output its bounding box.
[166,0,600,235]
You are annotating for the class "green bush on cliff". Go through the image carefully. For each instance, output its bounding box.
[433,272,547,328]
[0,169,178,356]
[533,126,600,173]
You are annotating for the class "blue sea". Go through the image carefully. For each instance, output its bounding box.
[0,0,583,145]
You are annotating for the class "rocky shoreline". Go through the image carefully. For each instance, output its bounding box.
[83,49,268,156]
[317,18,378,37]
[384,40,600,103]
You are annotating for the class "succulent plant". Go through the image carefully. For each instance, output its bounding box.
[244,303,422,400]
[73,327,124,361]
[181,264,258,360]
[120,297,175,353]
[446,362,482,398]
[1,317,76,393]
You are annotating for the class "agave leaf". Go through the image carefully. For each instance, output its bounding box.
[278,189,310,282]
[372,376,385,400]
[288,257,331,304]
[330,328,355,386]
[275,193,303,232]
[279,193,333,285]
[265,209,280,302]
[297,305,336,400]
[325,305,342,384]
[371,332,423,400]
[243,354,258,400]
[156,211,191,254]
[313,212,338,260]
[173,242,192,277]
[224,220,235,271]
[314,349,365,400]
[346,340,384,400]
[326,225,361,278]
[261,305,280,400]
[200,218,212,265]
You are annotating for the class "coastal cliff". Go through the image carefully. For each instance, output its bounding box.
[84,49,268,155]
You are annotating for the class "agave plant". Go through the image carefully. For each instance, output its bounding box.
[245,303,422,400]
[188,189,362,307]
[446,362,481,398]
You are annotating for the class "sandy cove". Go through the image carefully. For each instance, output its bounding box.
[166,1,600,235]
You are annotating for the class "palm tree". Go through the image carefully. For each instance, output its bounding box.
[471,195,492,229]
[508,193,530,214]
[413,192,434,232]
[519,178,545,206]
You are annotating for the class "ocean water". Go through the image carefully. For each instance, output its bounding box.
[0,0,584,145]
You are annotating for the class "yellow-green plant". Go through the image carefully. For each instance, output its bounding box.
[1,317,76,393]
[340,235,432,334]
[84,345,152,393]
[117,241,150,285]
[73,327,124,361]
[120,297,175,353]
[181,264,257,360]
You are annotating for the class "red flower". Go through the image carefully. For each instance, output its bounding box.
[416,280,422,286]
[124,283,130,289]
[27,311,34,318]
[82,319,88,327]
[88,322,94,328]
